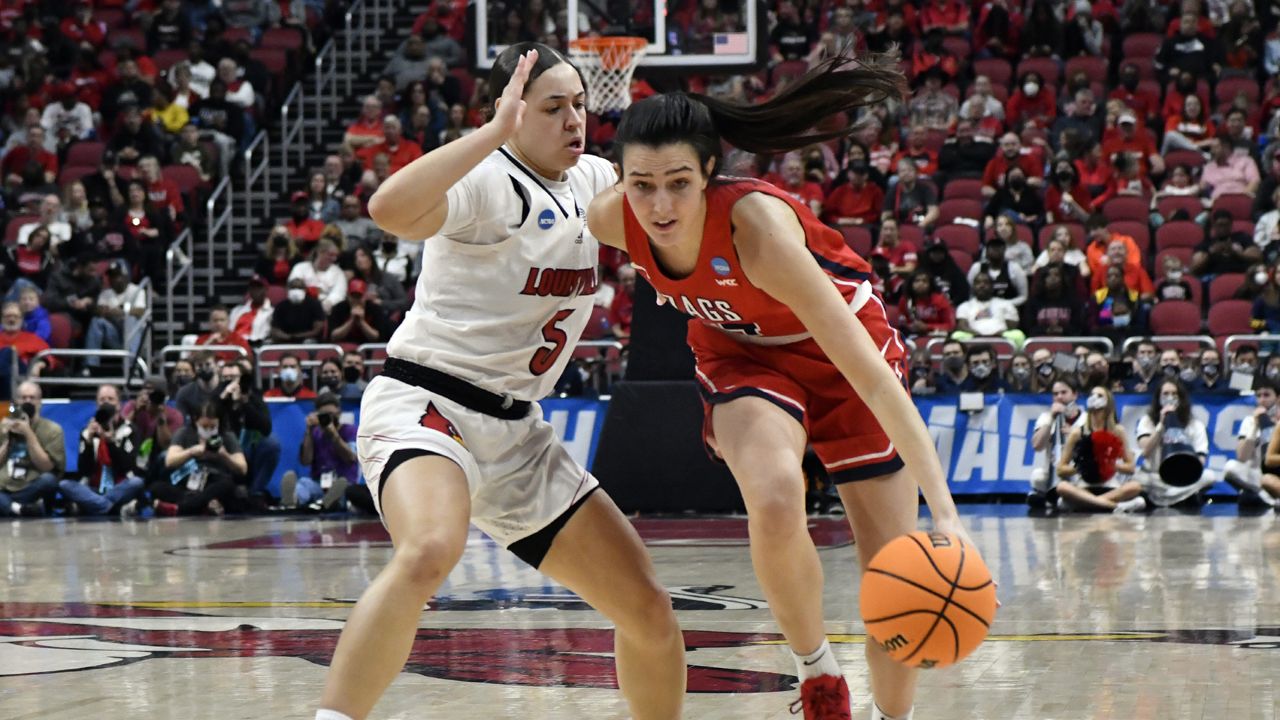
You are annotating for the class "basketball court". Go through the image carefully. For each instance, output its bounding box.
[3,506,1278,719]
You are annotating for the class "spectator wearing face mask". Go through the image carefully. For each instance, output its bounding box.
[61,385,145,517]
[933,340,968,394]
[1077,352,1112,394]
[1156,349,1184,385]
[1224,379,1280,507]
[1154,254,1194,303]
[149,401,247,516]
[315,359,355,401]
[0,382,64,517]
[1191,349,1232,394]
[1029,349,1060,393]
[270,278,326,343]
[121,378,184,485]
[959,344,1006,393]
[1006,72,1056,130]
[907,349,937,396]
[1056,385,1144,512]
[1134,380,1214,508]
[278,392,356,512]
[1229,345,1260,389]
[264,353,316,399]
[1005,353,1034,391]
[1121,339,1162,393]
[340,352,368,400]
[1028,378,1087,511]
[1251,265,1280,332]
[174,351,221,421]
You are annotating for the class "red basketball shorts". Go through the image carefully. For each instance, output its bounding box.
[689,294,910,483]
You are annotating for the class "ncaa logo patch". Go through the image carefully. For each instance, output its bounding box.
[537,209,557,230]
[711,257,732,276]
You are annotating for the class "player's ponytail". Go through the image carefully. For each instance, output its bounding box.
[614,52,905,174]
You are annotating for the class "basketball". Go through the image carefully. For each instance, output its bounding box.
[860,531,997,669]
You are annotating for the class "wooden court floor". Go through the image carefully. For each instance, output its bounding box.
[1,505,1278,719]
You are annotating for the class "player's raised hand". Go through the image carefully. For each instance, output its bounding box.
[491,49,537,136]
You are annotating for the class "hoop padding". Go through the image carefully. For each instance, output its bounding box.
[569,37,647,113]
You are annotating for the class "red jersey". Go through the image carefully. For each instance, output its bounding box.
[622,178,870,340]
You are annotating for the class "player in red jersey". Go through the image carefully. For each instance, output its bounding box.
[588,55,977,720]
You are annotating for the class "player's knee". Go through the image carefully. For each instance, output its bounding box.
[744,490,807,540]
[615,581,678,638]
[391,531,466,591]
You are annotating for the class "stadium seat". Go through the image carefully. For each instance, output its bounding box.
[1122,33,1163,58]
[839,226,872,257]
[1181,275,1204,306]
[949,249,973,275]
[1016,56,1061,84]
[972,58,1011,87]
[261,27,305,52]
[4,215,36,246]
[942,178,983,201]
[1233,220,1255,238]
[221,27,253,45]
[250,48,289,77]
[1208,299,1253,338]
[1101,196,1148,223]
[1065,56,1108,82]
[1155,220,1204,250]
[1213,193,1253,221]
[58,165,96,186]
[1107,220,1150,253]
[1208,273,1245,305]
[898,224,926,248]
[936,199,983,225]
[1149,300,1203,335]
[65,141,105,168]
[162,164,203,195]
[1215,76,1260,104]
[154,49,188,72]
[1162,149,1206,171]
[108,27,144,51]
[1129,58,1157,80]
[1154,196,1205,221]
[96,8,126,28]
[580,305,612,340]
[942,35,970,63]
[48,312,73,349]
[934,224,980,257]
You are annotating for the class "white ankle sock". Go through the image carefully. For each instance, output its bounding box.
[9,502,19,515]
[793,638,841,680]
[315,710,354,720]
[871,703,913,720]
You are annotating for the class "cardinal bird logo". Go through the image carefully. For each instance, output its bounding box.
[420,402,465,447]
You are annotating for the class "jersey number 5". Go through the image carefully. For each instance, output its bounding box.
[529,309,574,376]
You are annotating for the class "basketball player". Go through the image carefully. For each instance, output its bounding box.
[315,46,686,720]
[1223,379,1280,506]
[587,56,976,720]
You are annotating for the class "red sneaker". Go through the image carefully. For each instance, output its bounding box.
[789,675,852,719]
[155,501,179,517]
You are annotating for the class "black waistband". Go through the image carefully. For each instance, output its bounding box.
[382,357,531,420]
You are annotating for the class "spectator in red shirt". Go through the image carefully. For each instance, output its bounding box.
[898,270,956,337]
[982,132,1044,198]
[60,0,107,52]
[2,124,57,187]
[1161,93,1216,155]
[138,155,185,224]
[0,302,50,383]
[1101,112,1165,178]
[822,163,884,226]
[343,95,385,150]
[608,264,635,340]
[264,353,317,399]
[1092,153,1156,207]
[195,306,253,362]
[919,0,967,34]
[1006,71,1057,130]
[874,218,919,277]
[358,115,423,176]
[285,192,325,243]
[1109,63,1160,124]
[892,125,939,178]
[773,153,824,218]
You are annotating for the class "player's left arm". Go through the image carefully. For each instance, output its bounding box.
[732,193,963,531]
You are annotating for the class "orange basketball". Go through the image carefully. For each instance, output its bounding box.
[859,531,997,669]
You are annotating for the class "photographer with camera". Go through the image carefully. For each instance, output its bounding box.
[151,400,248,516]
[121,377,185,484]
[0,382,65,517]
[60,384,145,517]
[278,392,356,512]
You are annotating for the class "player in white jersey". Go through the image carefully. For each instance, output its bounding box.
[315,45,686,720]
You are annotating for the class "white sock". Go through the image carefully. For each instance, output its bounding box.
[315,710,355,720]
[871,703,914,720]
[9,502,19,515]
[793,638,841,680]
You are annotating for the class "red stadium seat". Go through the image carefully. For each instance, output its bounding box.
[949,249,973,274]
[1213,193,1253,221]
[898,224,926,248]
[942,178,983,202]
[58,165,96,186]
[1107,220,1150,253]
[449,67,476,102]
[1215,77,1260,104]
[249,48,288,77]
[1122,33,1163,58]
[1065,56,1108,82]
[1155,220,1204,250]
[942,35,970,63]
[580,305,612,340]
[1208,273,1245,305]
[162,164,203,195]
[153,49,188,72]
[221,27,253,45]
[1101,196,1149,223]
[48,312,74,349]
[972,58,1011,87]
[65,141,105,168]
[936,199,983,225]
[1016,56,1061,84]
[1154,196,1205,222]
[1180,275,1204,306]
[96,8,126,28]
[1208,299,1253,338]
[109,27,144,51]
[4,215,36,246]
[1127,57,1157,80]
[839,226,872,257]
[1233,220,1255,238]
[1162,149,1206,171]
[934,224,980,257]
[1149,300,1203,335]
[261,27,305,52]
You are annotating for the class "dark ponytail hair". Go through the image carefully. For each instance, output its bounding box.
[613,53,906,176]
[486,41,585,119]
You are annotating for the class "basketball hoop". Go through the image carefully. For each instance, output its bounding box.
[569,36,647,113]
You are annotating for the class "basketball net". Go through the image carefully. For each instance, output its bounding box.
[569,37,647,113]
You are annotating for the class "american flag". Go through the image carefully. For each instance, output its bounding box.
[713,33,749,55]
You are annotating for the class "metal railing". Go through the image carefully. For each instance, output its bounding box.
[343,0,378,96]
[254,343,346,389]
[1223,334,1280,356]
[313,39,338,146]
[22,350,149,397]
[124,277,154,381]
[243,130,271,247]
[1022,336,1116,359]
[165,228,195,345]
[280,83,305,172]
[1120,335,1216,357]
[204,176,233,296]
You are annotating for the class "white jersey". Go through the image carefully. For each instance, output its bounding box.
[386,147,617,401]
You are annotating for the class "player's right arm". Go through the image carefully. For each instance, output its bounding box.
[585,187,627,251]
[367,50,539,241]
